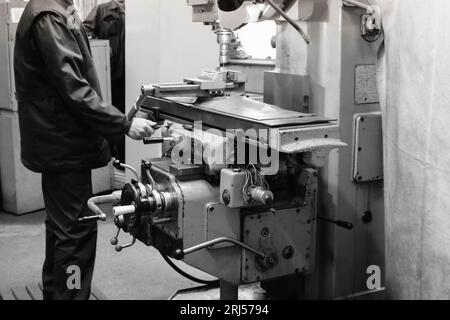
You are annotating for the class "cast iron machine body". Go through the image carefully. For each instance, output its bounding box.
[83,69,347,298]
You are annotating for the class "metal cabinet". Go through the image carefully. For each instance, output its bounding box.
[89,40,114,195]
[0,0,25,112]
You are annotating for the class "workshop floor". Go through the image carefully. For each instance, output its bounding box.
[0,209,216,300]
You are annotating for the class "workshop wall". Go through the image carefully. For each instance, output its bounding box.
[373,0,450,299]
[125,0,217,174]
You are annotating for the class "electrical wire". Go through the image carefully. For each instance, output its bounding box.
[158,250,219,285]
[242,164,271,204]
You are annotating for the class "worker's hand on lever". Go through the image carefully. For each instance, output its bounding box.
[127,118,156,140]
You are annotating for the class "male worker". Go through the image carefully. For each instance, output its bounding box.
[84,0,126,163]
[14,0,155,300]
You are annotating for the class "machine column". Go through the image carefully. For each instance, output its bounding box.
[220,280,239,300]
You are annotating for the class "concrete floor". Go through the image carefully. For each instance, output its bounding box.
[0,209,217,300]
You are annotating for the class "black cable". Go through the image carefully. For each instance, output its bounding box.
[158,250,220,285]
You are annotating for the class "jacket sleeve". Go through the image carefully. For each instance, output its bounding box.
[83,6,98,38]
[32,13,131,143]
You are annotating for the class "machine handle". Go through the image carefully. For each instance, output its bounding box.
[113,160,140,182]
[78,214,106,223]
[143,137,174,145]
[110,228,121,246]
[78,191,122,223]
[318,216,354,230]
[113,205,136,217]
[336,220,354,230]
[115,237,137,252]
[127,94,147,121]
[173,237,267,260]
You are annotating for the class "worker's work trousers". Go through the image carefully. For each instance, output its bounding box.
[41,171,97,300]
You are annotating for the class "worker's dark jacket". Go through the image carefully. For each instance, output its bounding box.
[14,0,131,173]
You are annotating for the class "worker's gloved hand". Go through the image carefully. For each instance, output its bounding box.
[127,118,156,140]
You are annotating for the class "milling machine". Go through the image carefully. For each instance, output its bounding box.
[80,0,384,300]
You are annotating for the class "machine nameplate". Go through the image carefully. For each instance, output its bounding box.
[355,64,379,105]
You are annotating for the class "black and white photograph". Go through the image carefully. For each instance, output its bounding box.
[0,0,447,308]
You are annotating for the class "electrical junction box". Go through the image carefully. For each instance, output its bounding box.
[220,168,247,208]
[352,112,384,182]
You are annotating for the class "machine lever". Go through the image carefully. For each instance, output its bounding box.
[173,237,267,260]
[127,94,146,121]
[115,237,137,252]
[113,160,140,182]
[113,205,136,217]
[143,162,157,190]
[78,191,122,223]
[143,137,175,145]
[110,228,121,246]
[318,216,354,230]
[152,218,174,225]
[78,214,106,223]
